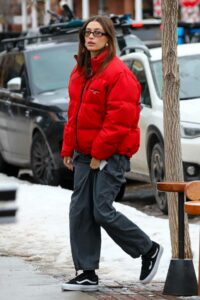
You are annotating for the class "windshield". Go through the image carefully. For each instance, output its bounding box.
[151,55,200,100]
[27,43,77,94]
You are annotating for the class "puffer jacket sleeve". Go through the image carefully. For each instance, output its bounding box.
[61,69,77,157]
[91,70,141,160]
[61,98,76,157]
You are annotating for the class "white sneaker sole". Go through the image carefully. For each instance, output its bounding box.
[61,283,98,292]
[140,245,164,284]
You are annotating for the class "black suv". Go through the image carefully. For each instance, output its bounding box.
[0,34,78,186]
[0,19,144,186]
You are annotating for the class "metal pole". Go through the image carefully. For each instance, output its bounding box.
[31,0,38,30]
[135,0,142,21]
[98,0,105,15]
[178,192,185,259]
[44,0,50,25]
[22,0,27,32]
[82,0,89,19]
[67,0,73,9]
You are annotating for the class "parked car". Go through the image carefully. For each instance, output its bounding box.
[0,34,78,186]
[0,32,21,52]
[0,22,144,187]
[120,43,200,214]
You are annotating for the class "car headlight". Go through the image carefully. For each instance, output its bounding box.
[57,111,68,120]
[49,111,68,121]
[181,122,200,139]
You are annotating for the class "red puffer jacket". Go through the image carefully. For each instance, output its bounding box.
[61,50,141,160]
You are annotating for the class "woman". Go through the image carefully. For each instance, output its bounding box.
[61,15,163,292]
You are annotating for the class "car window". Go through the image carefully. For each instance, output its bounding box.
[131,60,151,106]
[151,54,200,100]
[0,53,25,88]
[27,43,77,95]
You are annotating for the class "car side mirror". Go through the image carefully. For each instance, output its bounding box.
[7,77,22,92]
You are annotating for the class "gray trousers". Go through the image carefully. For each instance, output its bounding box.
[69,152,152,271]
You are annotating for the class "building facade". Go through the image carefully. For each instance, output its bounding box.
[0,0,156,32]
[0,0,199,32]
[73,0,154,19]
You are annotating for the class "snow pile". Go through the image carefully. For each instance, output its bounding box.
[0,173,198,282]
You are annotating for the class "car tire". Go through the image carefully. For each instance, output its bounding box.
[150,143,168,214]
[0,151,19,177]
[31,132,60,186]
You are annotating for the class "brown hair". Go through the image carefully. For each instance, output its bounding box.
[77,15,117,78]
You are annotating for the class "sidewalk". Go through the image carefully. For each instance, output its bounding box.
[0,256,95,300]
[1,256,193,300]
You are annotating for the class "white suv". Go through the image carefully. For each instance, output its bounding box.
[121,43,200,213]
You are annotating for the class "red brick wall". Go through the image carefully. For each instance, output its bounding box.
[74,0,82,18]
[7,0,60,32]
[74,0,135,18]
[6,0,152,32]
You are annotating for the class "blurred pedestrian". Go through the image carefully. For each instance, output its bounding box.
[57,0,74,22]
[61,15,163,292]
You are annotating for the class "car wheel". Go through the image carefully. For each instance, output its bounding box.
[150,143,168,214]
[31,133,60,186]
[0,151,19,177]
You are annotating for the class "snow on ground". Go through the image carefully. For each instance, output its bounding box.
[0,173,199,283]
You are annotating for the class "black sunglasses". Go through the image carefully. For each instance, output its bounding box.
[84,30,107,38]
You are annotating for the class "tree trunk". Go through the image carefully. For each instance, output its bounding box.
[161,0,192,258]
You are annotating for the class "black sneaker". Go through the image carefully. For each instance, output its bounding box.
[140,241,163,284]
[61,272,99,292]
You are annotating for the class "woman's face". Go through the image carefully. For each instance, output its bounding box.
[84,21,109,57]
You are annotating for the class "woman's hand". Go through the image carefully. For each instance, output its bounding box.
[63,156,73,171]
[90,157,101,170]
